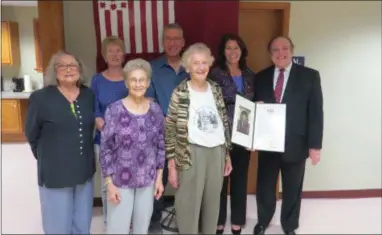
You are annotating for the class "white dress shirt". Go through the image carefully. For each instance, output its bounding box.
[273,62,293,101]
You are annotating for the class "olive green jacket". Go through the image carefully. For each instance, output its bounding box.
[165,78,232,171]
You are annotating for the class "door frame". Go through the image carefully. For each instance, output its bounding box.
[239,2,290,200]
[239,2,290,36]
[37,0,65,80]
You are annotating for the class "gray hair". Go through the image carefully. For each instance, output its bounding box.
[44,51,89,87]
[163,23,183,38]
[123,58,152,80]
[181,43,215,69]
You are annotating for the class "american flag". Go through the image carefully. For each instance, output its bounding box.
[94,0,175,54]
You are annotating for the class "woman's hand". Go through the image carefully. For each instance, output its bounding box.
[154,179,164,200]
[95,117,105,131]
[107,183,121,204]
[168,167,179,189]
[224,157,233,176]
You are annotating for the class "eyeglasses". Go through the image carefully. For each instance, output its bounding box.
[55,63,79,71]
[164,36,183,42]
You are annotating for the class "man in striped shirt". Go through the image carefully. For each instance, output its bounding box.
[146,23,189,233]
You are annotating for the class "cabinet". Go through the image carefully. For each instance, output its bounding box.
[1,99,28,142]
[1,21,20,66]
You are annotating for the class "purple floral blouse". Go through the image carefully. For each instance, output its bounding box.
[100,100,165,189]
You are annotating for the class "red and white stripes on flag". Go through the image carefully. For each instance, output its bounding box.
[95,0,175,54]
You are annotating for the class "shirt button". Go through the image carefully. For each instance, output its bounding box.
[76,105,79,108]
[80,152,83,155]
[80,122,82,125]
[79,116,82,119]
[80,146,83,149]
[79,128,82,131]
[77,111,81,114]
[80,134,82,137]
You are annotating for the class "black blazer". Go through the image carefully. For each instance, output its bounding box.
[254,63,323,162]
[25,85,96,188]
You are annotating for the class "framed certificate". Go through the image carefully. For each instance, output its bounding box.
[231,95,286,152]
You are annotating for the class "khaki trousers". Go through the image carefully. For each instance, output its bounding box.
[175,144,225,234]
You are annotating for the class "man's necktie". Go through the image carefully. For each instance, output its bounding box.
[274,68,285,103]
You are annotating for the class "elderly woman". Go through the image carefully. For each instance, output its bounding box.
[25,51,95,234]
[210,33,255,235]
[166,43,233,234]
[100,58,165,234]
[90,35,128,227]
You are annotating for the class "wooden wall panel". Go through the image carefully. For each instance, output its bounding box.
[37,0,65,81]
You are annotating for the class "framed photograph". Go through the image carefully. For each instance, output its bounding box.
[231,95,286,152]
[231,95,256,149]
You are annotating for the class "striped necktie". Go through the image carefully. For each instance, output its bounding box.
[274,68,285,103]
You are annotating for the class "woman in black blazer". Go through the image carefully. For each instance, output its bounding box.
[25,51,95,234]
[210,34,255,235]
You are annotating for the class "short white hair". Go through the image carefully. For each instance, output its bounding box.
[123,58,152,81]
[44,51,88,87]
[181,43,215,70]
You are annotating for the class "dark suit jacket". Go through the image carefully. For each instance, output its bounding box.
[254,63,323,162]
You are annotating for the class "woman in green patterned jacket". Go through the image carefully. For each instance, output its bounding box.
[165,42,233,234]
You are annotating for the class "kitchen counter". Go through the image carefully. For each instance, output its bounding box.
[1,91,32,99]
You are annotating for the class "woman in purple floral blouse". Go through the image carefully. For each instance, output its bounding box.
[210,34,255,235]
[99,58,165,234]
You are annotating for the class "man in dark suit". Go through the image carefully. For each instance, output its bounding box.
[252,36,323,235]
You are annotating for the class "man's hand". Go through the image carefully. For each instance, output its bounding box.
[309,149,321,165]
[95,117,105,131]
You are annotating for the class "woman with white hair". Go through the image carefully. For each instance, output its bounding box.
[100,58,165,234]
[166,43,233,234]
[25,51,95,234]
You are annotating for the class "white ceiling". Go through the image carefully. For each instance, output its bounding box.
[1,1,37,7]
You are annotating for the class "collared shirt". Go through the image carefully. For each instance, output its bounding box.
[146,55,189,116]
[273,62,293,100]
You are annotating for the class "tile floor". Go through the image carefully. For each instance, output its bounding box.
[1,143,381,234]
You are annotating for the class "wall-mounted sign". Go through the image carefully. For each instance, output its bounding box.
[292,56,305,66]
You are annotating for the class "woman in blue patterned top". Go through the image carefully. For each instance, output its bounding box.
[90,36,128,228]
[210,34,255,235]
[100,58,165,234]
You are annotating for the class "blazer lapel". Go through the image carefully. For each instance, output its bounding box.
[281,63,298,103]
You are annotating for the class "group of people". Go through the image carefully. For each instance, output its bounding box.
[25,22,323,235]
